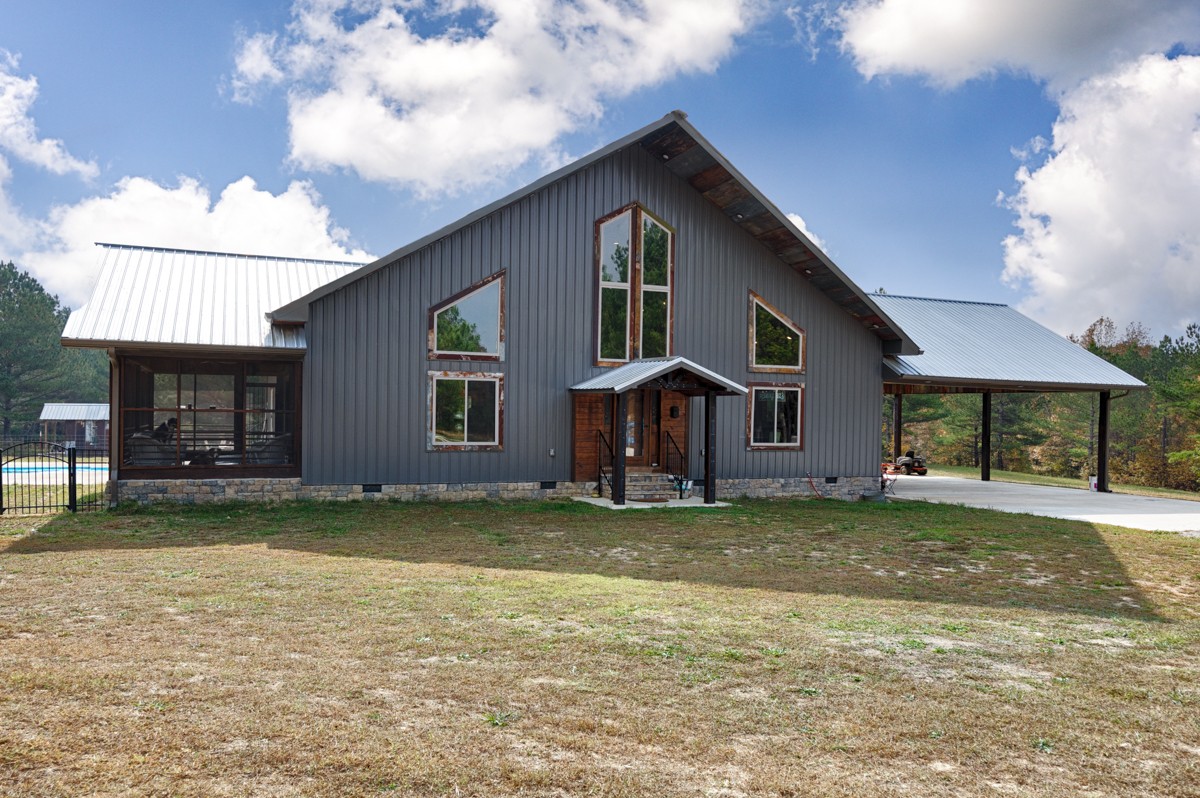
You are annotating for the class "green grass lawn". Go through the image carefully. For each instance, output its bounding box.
[2,499,1198,796]
[933,463,1200,502]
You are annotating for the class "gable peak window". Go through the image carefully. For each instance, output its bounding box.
[596,205,673,364]
[428,272,505,361]
[749,290,805,373]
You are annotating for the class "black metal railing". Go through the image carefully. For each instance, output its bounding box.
[664,431,690,499]
[596,429,616,499]
[0,441,109,515]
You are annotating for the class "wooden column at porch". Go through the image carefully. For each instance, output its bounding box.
[613,391,627,505]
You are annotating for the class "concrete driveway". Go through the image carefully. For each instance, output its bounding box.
[890,474,1200,534]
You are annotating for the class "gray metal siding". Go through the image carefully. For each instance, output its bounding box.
[304,146,882,485]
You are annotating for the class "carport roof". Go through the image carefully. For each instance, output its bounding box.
[873,294,1146,393]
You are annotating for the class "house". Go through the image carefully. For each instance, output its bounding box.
[38,403,109,447]
[61,111,1140,506]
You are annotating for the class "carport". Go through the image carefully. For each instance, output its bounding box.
[871,295,1147,492]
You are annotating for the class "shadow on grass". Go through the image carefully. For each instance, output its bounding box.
[2,498,1180,621]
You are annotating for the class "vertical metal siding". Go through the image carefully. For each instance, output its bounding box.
[304,146,881,485]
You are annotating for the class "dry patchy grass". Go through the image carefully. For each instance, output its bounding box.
[1,499,1198,797]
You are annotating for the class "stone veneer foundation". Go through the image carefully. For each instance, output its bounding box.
[114,475,881,505]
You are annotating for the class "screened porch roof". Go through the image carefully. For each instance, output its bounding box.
[570,357,747,397]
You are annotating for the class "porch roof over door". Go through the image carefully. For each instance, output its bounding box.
[570,357,747,397]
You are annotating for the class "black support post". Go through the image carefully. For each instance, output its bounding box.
[614,392,627,506]
[703,390,717,504]
[892,393,903,461]
[1098,390,1111,493]
[981,392,992,482]
[67,446,78,513]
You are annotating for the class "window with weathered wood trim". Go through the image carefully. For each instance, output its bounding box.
[747,383,804,449]
[428,272,505,361]
[596,204,674,364]
[749,291,805,373]
[429,371,503,449]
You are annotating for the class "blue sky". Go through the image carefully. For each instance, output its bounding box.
[2,1,1198,338]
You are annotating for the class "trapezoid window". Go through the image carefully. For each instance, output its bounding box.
[428,272,504,361]
[429,371,503,449]
[596,205,673,364]
[749,291,805,373]
[748,384,803,449]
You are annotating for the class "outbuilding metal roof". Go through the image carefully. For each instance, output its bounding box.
[62,244,365,352]
[570,357,747,396]
[39,403,109,422]
[270,111,917,356]
[873,294,1146,392]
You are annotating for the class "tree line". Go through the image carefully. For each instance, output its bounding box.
[0,261,108,440]
[885,318,1200,491]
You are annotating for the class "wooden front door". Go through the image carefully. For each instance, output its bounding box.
[620,389,660,468]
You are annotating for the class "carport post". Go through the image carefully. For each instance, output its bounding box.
[1097,390,1111,492]
[981,392,992,482]
[892,393,903,461]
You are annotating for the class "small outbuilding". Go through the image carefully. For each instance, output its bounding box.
[38,403,110,447]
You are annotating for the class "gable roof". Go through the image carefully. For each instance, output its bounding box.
[270,111,918,356]
[570,356,747,396]
[39,403,109,422]
[61,244,366,353]
[872,294,1146,392]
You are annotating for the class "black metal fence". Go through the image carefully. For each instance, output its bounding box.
[0,441,109,515]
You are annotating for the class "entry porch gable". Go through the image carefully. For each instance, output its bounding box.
[570,357,747,505]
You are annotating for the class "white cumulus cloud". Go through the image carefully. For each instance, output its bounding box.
[20,176,372,308]
[786,212,826,251]
[233,0,754,195]
[835,0,1200,88]
[1001,54,1200,335]
[0,51,97,178]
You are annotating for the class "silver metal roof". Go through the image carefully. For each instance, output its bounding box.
[39,403,109,422]
[269,111,917,356]
[62,244,365,352]
[873,294,1146,391]
[570,357,748,395]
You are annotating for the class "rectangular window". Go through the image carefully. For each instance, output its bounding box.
[430,372,503,449]
[119,357,298,470]
[748,384,803,449]
[596,205,673,364]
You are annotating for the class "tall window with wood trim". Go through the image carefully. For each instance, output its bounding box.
[749,290,805,373]
[596,205,674,364]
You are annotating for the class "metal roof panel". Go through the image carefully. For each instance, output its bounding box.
[62,244,365,351]
[39,403,110,421]
[873,295,1146,390]
[570,357,747,395]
